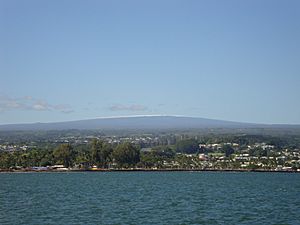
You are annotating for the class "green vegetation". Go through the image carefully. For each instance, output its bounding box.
[53,144,75,168]
[175,139,199,154]
[0,140,142,170]
[112,142,140,168]
[0,131,300,171]
[90,139,113,168]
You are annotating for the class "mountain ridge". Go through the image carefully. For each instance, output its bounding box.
[0,116,299,131]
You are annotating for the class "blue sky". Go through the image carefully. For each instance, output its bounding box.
[1,0,300,124]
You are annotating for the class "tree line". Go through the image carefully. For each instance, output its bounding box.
[1,136,298,170]
[0,139,202,169]
[0,140,140,169]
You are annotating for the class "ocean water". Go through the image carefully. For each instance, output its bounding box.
[0,172,299,225]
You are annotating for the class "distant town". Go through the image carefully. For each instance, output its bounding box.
[1,129,300,172]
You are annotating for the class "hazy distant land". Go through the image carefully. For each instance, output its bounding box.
[1,116,299,131]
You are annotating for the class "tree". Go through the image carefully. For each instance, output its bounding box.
[112,142,140,168]
[101,143,113,168]
[140,146,175,168]
[0,152,14,169]
[152,146,175,159]
[175,139,199,154]
[222,145,234,157]
[53,144,75,168]
[90,139,113,168]
[90,139,103,166]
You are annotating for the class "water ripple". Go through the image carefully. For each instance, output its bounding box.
[0,172,299,225]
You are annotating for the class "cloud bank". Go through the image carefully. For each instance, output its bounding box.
[0,95,73,113]
[109,104,148,112]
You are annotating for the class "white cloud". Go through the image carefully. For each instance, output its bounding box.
[31,100,50,111]
[53,104,74,113]
[0,94,73,113]
[109,104,148,112]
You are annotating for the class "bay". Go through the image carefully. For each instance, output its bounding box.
[1,172,299,225]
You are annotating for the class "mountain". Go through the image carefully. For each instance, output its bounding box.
[0,116,298,131]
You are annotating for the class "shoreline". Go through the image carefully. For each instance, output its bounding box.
[1,168,299,173]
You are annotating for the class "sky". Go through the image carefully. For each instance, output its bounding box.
[1,0,300,125]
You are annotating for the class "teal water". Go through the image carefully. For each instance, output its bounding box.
[0,172,299,225]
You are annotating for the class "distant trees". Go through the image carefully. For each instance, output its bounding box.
[53,144,75,168]
[152,146,176,159]
[0,141,142,169]
[90,141,141,168]
[249,147,268,157]
[0,148,53,169]
[1,133,299,171]
[221,145,234,157]
[0,152,14,169]
[140,146,176,168]
[175,139,199,154]
[90,139,102,165]
[90,139,113,168]
[112,142,140,168]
